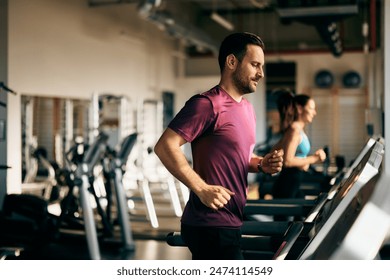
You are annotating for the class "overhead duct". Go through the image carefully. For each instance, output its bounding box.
[275,0,359,19]
[210,12,234,31]
[315,22,343,57]
[137,0,219,55]
[276,4,359,20]
[275,0,359,57]
[88,0,139,7]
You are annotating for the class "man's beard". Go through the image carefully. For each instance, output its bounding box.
[232,69,256,94]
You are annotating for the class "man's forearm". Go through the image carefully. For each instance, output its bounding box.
[154,141,206,194]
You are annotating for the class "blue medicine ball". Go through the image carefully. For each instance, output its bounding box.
[315,70,334,88]
[342,71,361,88]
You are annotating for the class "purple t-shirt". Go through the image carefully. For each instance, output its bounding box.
[168,86,256,228]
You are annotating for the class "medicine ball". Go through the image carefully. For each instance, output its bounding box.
[315,70,334,88]
[342,71,361,88]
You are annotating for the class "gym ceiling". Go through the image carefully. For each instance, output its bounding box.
[87,0,379,58]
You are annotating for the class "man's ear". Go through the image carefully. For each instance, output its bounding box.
[226,54,236,69]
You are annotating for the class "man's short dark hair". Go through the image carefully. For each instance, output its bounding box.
[218,32,265,72]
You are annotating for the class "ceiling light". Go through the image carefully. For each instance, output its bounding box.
[210,12,234,31]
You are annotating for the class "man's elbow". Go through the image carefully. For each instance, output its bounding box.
[154,141,163,159]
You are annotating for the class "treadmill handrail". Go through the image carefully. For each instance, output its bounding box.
[82,133,109,169]
[117,133,137,164]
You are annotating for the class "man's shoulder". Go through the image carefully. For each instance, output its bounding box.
[188,86,222,109]
[198,85,220,98]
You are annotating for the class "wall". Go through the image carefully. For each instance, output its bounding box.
[0,0,8,206]
[7,0,177,192]
[186,52,369,90]
[385,0,390,175]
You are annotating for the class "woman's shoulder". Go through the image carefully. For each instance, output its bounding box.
[287,122,303,134]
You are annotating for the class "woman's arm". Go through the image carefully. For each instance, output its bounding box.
[282,127,325,170]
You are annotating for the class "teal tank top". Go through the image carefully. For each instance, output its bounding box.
[296,131,310,158]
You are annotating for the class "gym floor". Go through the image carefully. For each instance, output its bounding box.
[4,184,262,260]
[6,215,192,260]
